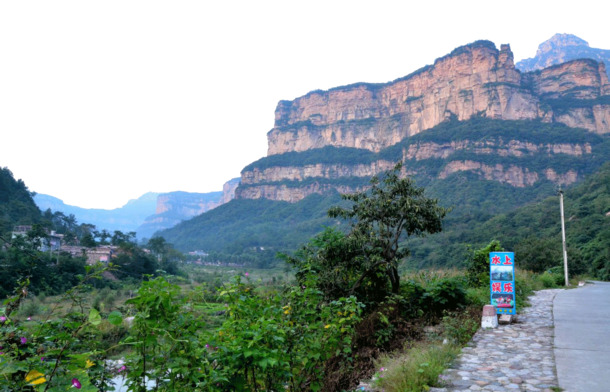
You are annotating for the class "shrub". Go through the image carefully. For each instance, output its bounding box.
[466,240,504,287]
[422,277,467,316]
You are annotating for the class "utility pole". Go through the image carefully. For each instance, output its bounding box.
[559,189,569,286]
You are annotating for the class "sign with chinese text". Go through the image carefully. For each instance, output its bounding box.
[489,252,516,315]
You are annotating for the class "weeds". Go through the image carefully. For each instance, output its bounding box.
[373,342,461,392]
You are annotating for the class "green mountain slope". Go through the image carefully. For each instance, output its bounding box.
[159,194,345,267]
[407,162,610,279]
[0,167,42,236]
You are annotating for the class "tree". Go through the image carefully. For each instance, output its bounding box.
[147,236,168,257]
[326,162,448,296]
[111,230,136,246]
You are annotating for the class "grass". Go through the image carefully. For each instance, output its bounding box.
[372,341,461,391]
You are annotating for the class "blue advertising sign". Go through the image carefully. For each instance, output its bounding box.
[489,252,516,315]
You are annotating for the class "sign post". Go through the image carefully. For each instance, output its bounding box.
[489,252,516,315]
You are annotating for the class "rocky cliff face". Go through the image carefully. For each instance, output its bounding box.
[516,34,610,78]
[221,178,241,204]
[137,178,240,239]
[237,39,610,203]
[155,192,222,216]
[236,134,594,201]
[268,41,609,157]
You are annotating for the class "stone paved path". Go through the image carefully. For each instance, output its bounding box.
[431,289,563,392]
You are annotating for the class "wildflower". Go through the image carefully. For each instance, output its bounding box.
[86,359,95,368]
[0,352,4,355]
[245,272,249,277]
[71,378,82,389]
[0,316,6,323]
[20,337,27,345]
[205,344,210,349]
[27,317,31,321]
[324,324,331,329]
[118,365,126,373]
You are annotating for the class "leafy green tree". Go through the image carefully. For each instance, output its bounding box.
[80,233,97,248]
[327,163,448,295]
[147,236,168,257]
[111,230,136,246]
[95,229,111,245]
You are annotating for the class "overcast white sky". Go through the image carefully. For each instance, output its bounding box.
[1,0,609,209]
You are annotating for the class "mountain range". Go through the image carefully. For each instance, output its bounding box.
[157,34,609,269]
[34,177,239,239]
[32,34,610,270]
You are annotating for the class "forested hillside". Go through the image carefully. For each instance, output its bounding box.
[407,162,610,279]
[0,167,42,236]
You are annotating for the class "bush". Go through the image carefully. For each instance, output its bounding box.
[466,241,504,287]
[422,277,467,316]
[539,272,562,288]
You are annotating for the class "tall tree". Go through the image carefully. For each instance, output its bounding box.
[328,162,448,294]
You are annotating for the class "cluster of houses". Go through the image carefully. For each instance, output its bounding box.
[11,225,116,265]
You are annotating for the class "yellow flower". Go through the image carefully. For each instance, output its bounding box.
[25,370,46,386]
[86,359,95,368]
[324,324,331,329]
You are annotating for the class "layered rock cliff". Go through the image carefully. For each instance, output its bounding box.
[268,41,609,157]
[236,39,610,203]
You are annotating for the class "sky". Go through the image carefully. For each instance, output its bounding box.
[1,0,609,209]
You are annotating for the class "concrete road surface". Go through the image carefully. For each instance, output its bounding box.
[554,281,610,392]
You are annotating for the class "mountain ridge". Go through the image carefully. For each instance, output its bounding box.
[516,33,610,78]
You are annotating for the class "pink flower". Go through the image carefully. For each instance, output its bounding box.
[245,272,249,277]
[27,317,31,321]
[118,365,126,373]
[71,378,81,389]
[0,316,6,323]
[20,337,27,345]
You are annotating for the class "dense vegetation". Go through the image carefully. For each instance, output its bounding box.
[159,193,348,267]
[0,167,43,237]
[0,167,182,299]
[0,164,572,391]
[408,162,610,279]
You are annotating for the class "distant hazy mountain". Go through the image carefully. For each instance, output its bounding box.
[516,33,610,77]
[136,178,240,240]
[135,191,223,240]
[34,192,159,234]
[35,178,241,240]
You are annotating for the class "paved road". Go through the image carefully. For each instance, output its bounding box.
[554,281,610,392]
